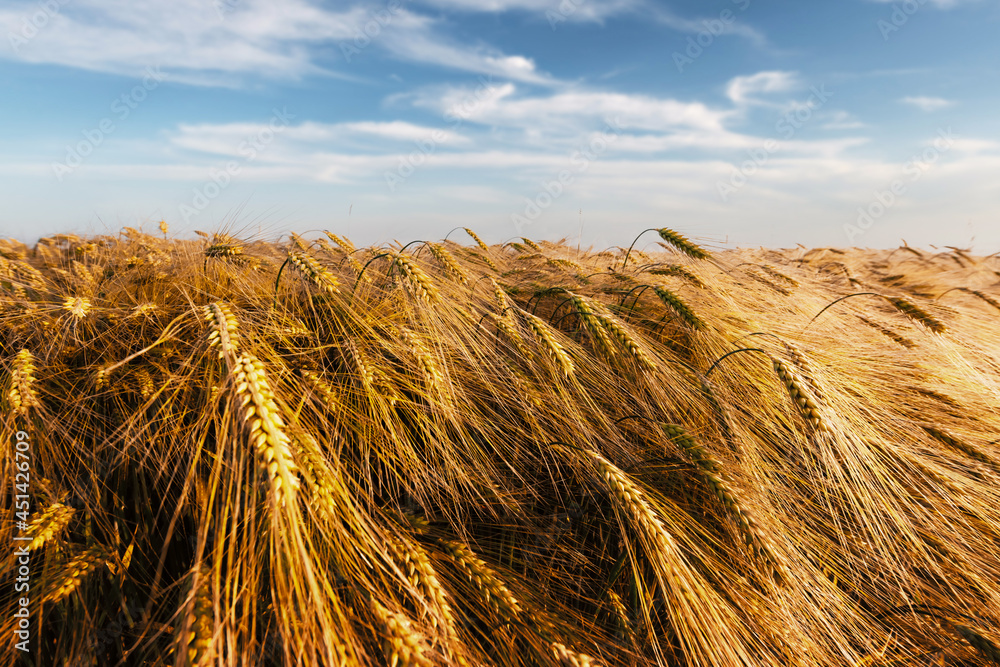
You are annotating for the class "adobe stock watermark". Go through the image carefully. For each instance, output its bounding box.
[877,0,932,41]
[340,0,410,63]
[673,0,751,73]
[511,117,623,235]
[52,66,167,182]
[717,84,832,202]
[384,75,500,193]
[843,128,956,244]
[7,0,68,53]
[178,107,295,223]
[547,0,586,29]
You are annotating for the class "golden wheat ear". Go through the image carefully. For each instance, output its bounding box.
[522,311,575,376]
[233,354,301,507]
[7,349,40,416]
[286,250,340,294]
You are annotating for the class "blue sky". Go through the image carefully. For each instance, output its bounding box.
[1,0,998,249]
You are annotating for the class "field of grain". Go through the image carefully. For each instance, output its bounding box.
[1,227,999,666]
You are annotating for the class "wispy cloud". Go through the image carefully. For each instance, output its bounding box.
[822,110,866,130]
[170,120,470,156]
[415,0,768,45]
[900,96,955,111]
[0,0,364,83]
[726,71,799,107]
[0,0,553,85]
[414,0,640,20]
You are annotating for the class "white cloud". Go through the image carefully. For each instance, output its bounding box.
[414,0,767,44]
[415,0,640,20]
[376,25,554,84]
[900,96,955,112]
[169,120,469,156]
[0,0,553,85]
[341,121,469,143]
[650,7,767,46]
[0,0,368,83]
[726,71,799,106]
[413,83,733,137]
[822,110,866,130]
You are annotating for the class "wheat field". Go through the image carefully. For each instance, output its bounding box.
[1,227,999,666]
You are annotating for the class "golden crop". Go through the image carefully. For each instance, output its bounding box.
[1,229,998,666]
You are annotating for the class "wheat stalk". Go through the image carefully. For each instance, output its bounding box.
[180,564,214,667]
[131,303,158,319]
[967,289,1000,313]
[463,228,489,252]
[580,448,699,609]
[746,270,791,295]
[71,260,95,287]
[7,349,39,416]
[136,368,153,400]
[648,265,705,289]
[426,243,469,284]
[656,228,711,260]
[287,251,340,294]
[759,265,799,287]
[886,297,946,333]
[522,312,574,376]
[44,546,107,604]
[401,327,445,393]
[491,314,531,357]
[204,302,240,363]
[858,316,916,349]
[567,293,617,359]
[652,286,706,331]
[301,368,341,412]
[371,599,433,667]
[661,424,785,572]
[439,538,523,622]
[942,287,1000,313]
[474,252,499,272]
[204,243,245,261]
[489,278,508,312]
[604,590,633,642]
[394,253,440,303]
[922,425,999,472]
[343,339,375,392]
[2,503,75,563]
[95,366,110,390]
[12,259,45,289]
[595,312,657,372]
[552,642,601,667]
[387,537,458,634]
[324,231,355,254]
[547,258,584,272]
[898,449,966,496]
[63,296,91,319]
[317,236,368,282]
[233,354,301,507]
[782,342,824,402]
[772,357,828,433]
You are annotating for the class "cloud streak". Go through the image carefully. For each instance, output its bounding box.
[900,96,955,111]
